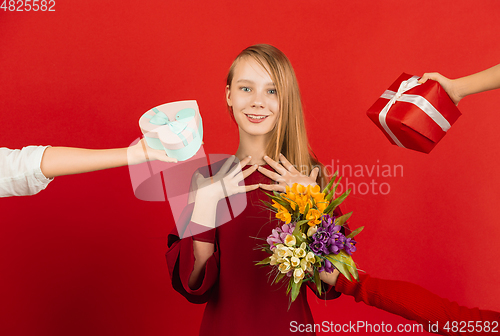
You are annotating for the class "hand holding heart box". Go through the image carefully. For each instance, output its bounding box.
[139,100,203,161]
[367,73,461,153]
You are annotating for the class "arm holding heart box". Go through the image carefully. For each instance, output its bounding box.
[139,100,203,162]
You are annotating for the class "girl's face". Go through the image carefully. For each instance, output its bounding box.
[226,57,280,137]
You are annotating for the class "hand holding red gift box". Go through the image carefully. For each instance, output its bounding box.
[367,73,461,153]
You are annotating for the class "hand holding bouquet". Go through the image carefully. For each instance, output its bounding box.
[256,172,363,303]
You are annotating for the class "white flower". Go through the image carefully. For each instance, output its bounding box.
[290,256,300,268]
[300,258,312,272]
[284,234,296,247]
[307,225,318,237]
[277,257,289,264]
[276,244,288,258]
[306,251,316,264]
[279,261,291,274]
[293,268,305,283]
[294,246,306,259]
[283,248,294,258]
[270,254,279,266]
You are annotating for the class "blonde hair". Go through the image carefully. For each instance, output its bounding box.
[226,44,330,187]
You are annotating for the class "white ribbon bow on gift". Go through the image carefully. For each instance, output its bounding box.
[378,76,452,148]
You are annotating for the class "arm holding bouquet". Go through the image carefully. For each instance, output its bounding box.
[319,271,499,336]
[419,64,500,105]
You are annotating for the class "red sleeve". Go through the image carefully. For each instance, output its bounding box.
[336,273,500,336]
[165,203,219,304]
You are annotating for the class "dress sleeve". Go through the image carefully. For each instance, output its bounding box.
[336,273,500,336]
[0,146,53,198]
[165,203,220,304]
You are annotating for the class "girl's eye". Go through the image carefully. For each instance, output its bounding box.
[268,89,277,95]
[240,87,251,92]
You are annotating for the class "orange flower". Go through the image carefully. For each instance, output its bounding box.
[273,200,292,224]
[306,184,329,213]
[306,209,322,227]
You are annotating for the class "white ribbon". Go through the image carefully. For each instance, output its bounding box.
[378,76,451,148]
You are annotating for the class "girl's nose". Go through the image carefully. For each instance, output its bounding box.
[251,91,265,108]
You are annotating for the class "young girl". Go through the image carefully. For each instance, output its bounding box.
[166,44,342,336]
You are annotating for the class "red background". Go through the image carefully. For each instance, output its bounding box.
[1,1,499,335]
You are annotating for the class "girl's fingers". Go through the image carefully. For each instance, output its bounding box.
[217,155,236,176]
[241,184,260,193]
[263,155,287,175]
[233,164,258,182]
[228,156,252,178]
[279,153,297,173]
[309,166,320,182]
[259,183,286,193]
[257,166,286,183]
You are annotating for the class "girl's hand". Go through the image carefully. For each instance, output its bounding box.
[257,154,319,192]
[419,73,462,105]
[191,155,259,228]
[194,155,259,203]
[318,269,340,286]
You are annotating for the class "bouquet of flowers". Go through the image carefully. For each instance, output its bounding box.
[255,172,363,303]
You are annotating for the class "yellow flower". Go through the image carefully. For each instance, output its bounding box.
[293,268,305,283]
[284,234,296,247]
[306,209,322,227]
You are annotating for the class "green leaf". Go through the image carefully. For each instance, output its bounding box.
[255,257,271,266]
[303,202,310,217]
[275,272,286,284]
[346,226,364,239]
[296,219,309,227]
[324,251,359,282]
[334,212,353,227]
[290,279,303,302]
[325,176,342,202]
[313,270,322,296]
[325,189,351,215]
[292,224,306,244]
[322,171,338,194]
[286,278,293,295]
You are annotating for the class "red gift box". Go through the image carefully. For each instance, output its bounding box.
[367,73,461,153]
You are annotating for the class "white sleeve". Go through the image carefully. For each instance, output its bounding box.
[0,146,54,197]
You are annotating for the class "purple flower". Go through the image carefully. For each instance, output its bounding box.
[267,223,296,249]
[328,243,340,254]
[313,230,330,244]
[310,241,326,255]
[322,214,335,228]
[318,258,335,273]
[344,238,357,255]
